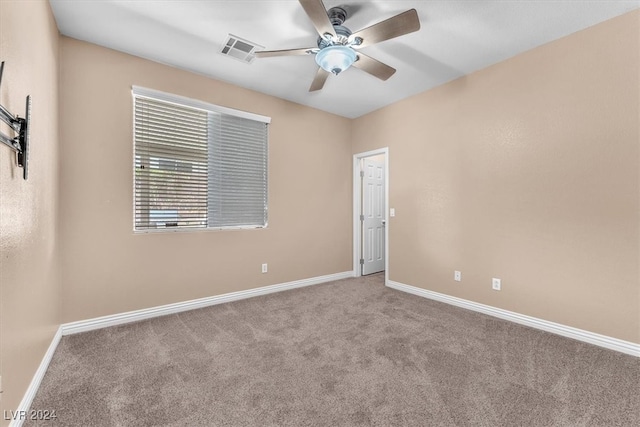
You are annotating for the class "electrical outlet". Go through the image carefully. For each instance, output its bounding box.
[261,263,268,273]
[390,208,395,217]
[492,278,501,291]
[454,271,461,281]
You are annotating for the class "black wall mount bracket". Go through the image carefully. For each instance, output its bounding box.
[0,61,31,180]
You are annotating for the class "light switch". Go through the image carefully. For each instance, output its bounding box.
[390,208,395,217]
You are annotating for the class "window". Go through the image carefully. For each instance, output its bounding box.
[133,87,269,231]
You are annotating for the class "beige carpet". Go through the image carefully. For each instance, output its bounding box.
[26,274,639,426]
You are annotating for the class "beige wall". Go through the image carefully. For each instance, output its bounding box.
[0,0,60,423]
[58,37,352,323]
[352,11,639,343]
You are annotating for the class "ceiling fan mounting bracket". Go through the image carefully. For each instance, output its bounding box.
[327,7,347,26]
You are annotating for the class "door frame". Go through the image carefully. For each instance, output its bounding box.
[353,147,389,284]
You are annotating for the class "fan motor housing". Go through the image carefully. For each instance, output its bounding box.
[317,24,352,48]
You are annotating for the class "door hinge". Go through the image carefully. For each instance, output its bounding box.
[360,170,364,177]
[360,214,364,221]
[360,258,364,265]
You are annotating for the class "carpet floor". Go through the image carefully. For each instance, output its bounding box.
[26,274,638,426]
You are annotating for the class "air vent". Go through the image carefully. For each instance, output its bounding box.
[220,34,264,64]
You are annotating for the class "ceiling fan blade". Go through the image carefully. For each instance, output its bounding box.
[352,53,396,81]
[309,67,330,92]
[350,9,420,49]
[255,48,316,58]
[299,0,336,38]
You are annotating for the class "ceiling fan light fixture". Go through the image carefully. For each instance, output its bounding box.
[315,45,357,75]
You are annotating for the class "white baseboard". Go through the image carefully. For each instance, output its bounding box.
[387,280,640,358]
[61,271,354,336]
[9,326,63,427]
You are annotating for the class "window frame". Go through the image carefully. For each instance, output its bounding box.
[132,86,271,233]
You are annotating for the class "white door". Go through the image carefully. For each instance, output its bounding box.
[361,158,385,275]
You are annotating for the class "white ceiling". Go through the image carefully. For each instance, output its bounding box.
[49,1,639,118]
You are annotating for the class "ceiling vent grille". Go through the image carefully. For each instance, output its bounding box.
[220,34,263,64]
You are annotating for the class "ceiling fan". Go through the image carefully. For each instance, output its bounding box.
[255,0,421,92]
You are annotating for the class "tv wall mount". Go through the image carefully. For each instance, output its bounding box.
[0,61,31,180]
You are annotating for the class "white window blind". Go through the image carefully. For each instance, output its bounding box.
[133,88,269,232]
[209,114,268,227]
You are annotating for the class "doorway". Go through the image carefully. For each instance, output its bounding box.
[353,148,389,281]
